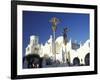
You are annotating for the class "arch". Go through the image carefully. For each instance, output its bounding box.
[23,54,41,68]
[73,57,80,66]
[84,53,90,66]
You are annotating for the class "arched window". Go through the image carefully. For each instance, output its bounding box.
[73,57,80,66]
[84,53,90,66]
[23,54,41,68]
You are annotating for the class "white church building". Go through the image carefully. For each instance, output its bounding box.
[25,35,90,66]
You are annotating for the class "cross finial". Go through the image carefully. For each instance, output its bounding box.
[49,17,60,26]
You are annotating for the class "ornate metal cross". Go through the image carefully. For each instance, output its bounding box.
[49,17,60,32]
[63,27,69,45]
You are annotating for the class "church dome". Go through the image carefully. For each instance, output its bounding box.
[55,36,63,44]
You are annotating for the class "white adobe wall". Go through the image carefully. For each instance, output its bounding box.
[25,35,90,65]
[69,40,90,64]
[25,35,40,55]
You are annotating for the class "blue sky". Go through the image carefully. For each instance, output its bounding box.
[23,11,89,56]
